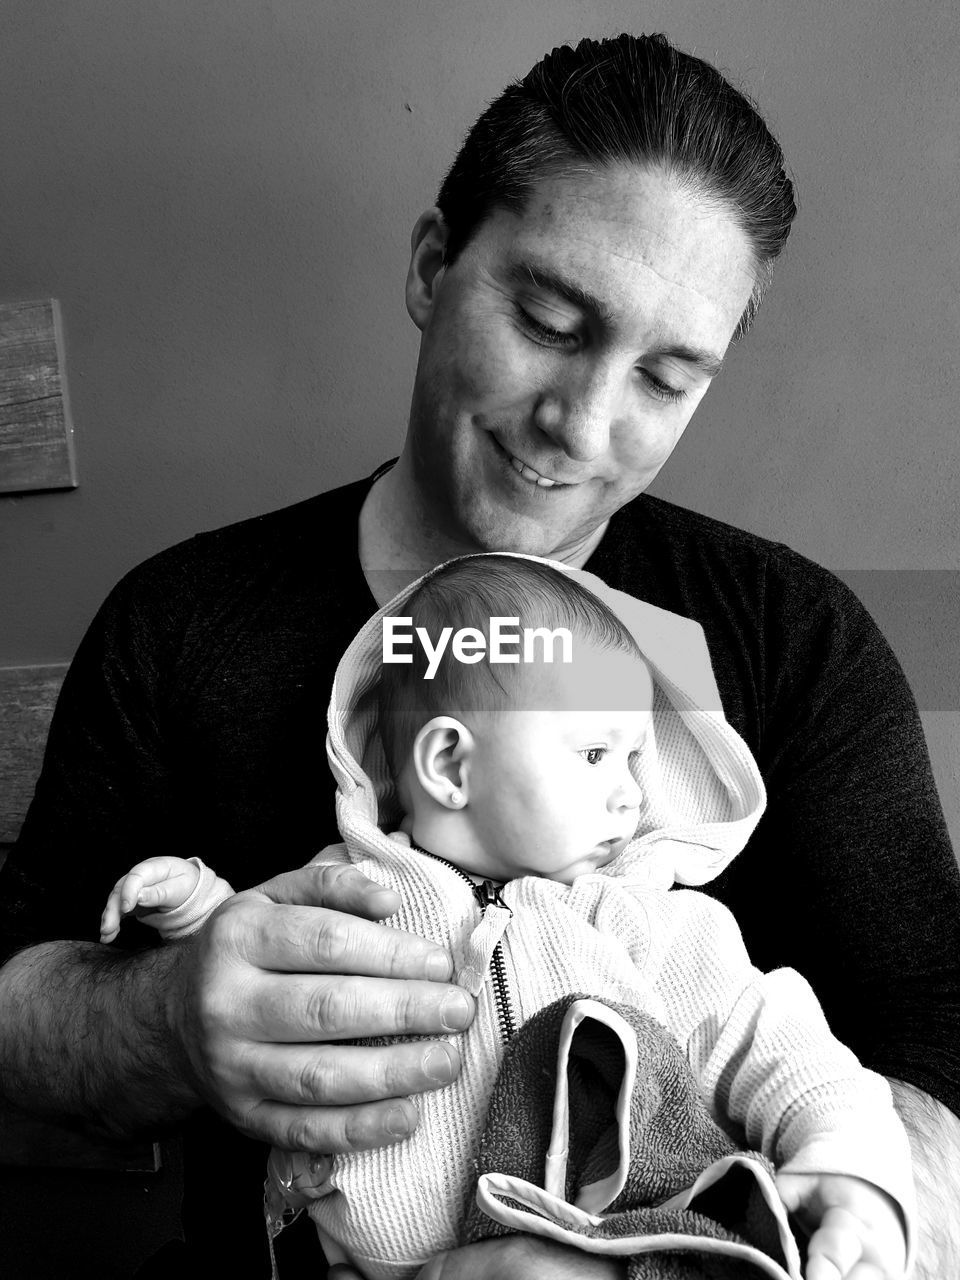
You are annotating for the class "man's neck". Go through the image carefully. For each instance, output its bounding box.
[359,457,465,605]
[358,455,609,607]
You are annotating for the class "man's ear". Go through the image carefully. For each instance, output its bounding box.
[411,715,475,808]
[405,209,449,331]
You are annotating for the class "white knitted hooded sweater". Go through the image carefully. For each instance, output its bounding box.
[265,557,916,1279]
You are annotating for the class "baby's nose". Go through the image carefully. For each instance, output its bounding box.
[610,772,643,811]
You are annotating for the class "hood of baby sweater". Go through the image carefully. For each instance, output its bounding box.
[326,555,766,887]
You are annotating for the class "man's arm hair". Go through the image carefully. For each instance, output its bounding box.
[888,1078,960,1279]
[0,940,199,1140]
[0,871,474,1157]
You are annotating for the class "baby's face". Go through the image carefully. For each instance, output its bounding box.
[463,645,653,884]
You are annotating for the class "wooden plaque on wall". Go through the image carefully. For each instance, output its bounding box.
[0,298,78,493]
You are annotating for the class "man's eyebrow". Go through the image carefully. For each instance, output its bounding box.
[652,343,725,378]
[506,259,725,377]
[506,260,615,327]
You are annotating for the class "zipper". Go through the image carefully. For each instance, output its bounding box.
[418,848,519,1045]
[473,878,518,1044]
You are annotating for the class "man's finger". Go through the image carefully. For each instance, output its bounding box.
[254,862,402,918]
[248,1038,461,1104]
[242,973,473,1041]
[218,896,454,980]
[252,1095,422,1153]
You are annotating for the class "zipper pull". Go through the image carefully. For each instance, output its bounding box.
[474,879,511,913]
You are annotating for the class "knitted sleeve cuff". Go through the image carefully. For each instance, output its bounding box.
[139,857,235,940]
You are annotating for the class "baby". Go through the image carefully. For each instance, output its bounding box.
[101,554,914,1280]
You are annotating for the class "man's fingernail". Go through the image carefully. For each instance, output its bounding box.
[386,1105,412,1138]
[440,989,472,1032]
[422,1043,456,1084]
[425,951,451,981]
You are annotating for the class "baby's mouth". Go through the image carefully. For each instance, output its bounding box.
[603,835,632,857]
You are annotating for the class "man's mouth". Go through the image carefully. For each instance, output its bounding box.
[506,451,566,488]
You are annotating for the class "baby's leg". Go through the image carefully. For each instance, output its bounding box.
[100,856,201,943]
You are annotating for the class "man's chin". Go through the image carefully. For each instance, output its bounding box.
[471,528,569,561]
[459,502,593,561]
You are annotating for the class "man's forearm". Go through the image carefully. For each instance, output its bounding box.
[887,1077,960,1279]
[0,940,201,1141]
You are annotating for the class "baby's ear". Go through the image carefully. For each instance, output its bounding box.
[411,716,475,808]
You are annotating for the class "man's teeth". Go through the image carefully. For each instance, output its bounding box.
[509,455,559,488]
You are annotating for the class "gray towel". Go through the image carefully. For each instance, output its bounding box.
[464,995,802,1280]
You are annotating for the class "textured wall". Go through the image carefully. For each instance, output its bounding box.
[1,2,957,831]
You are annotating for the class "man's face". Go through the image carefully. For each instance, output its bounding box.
[404,164,756,561]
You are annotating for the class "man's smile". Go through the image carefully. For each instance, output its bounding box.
[488,434,581,490]
[508,453,565,488]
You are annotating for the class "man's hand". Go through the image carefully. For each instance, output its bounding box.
[167,860,474,1152]
[776,1171,907,1280]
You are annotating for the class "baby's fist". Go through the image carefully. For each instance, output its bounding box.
[776,1171,907,1280]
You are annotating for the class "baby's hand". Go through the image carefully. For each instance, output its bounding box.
[776,1171,907,1280]
[266,1147,333,1209]
[100,856,202,943]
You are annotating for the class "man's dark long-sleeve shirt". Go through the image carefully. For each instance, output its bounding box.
[3,471,958,1274]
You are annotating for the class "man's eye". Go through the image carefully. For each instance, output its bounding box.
[582,747,607,765]
[515,304,578,347]
[640,369,687,404]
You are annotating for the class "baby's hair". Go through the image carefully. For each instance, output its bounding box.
[377,555,643,780]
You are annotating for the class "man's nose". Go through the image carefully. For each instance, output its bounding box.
[532,363,625,462]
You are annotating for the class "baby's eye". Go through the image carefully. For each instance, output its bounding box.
[581,747,607,765]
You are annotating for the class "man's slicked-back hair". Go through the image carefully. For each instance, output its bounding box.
[436,33,797,337]
[377,555,642,782]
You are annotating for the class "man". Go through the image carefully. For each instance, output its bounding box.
[1,33,958,1280]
